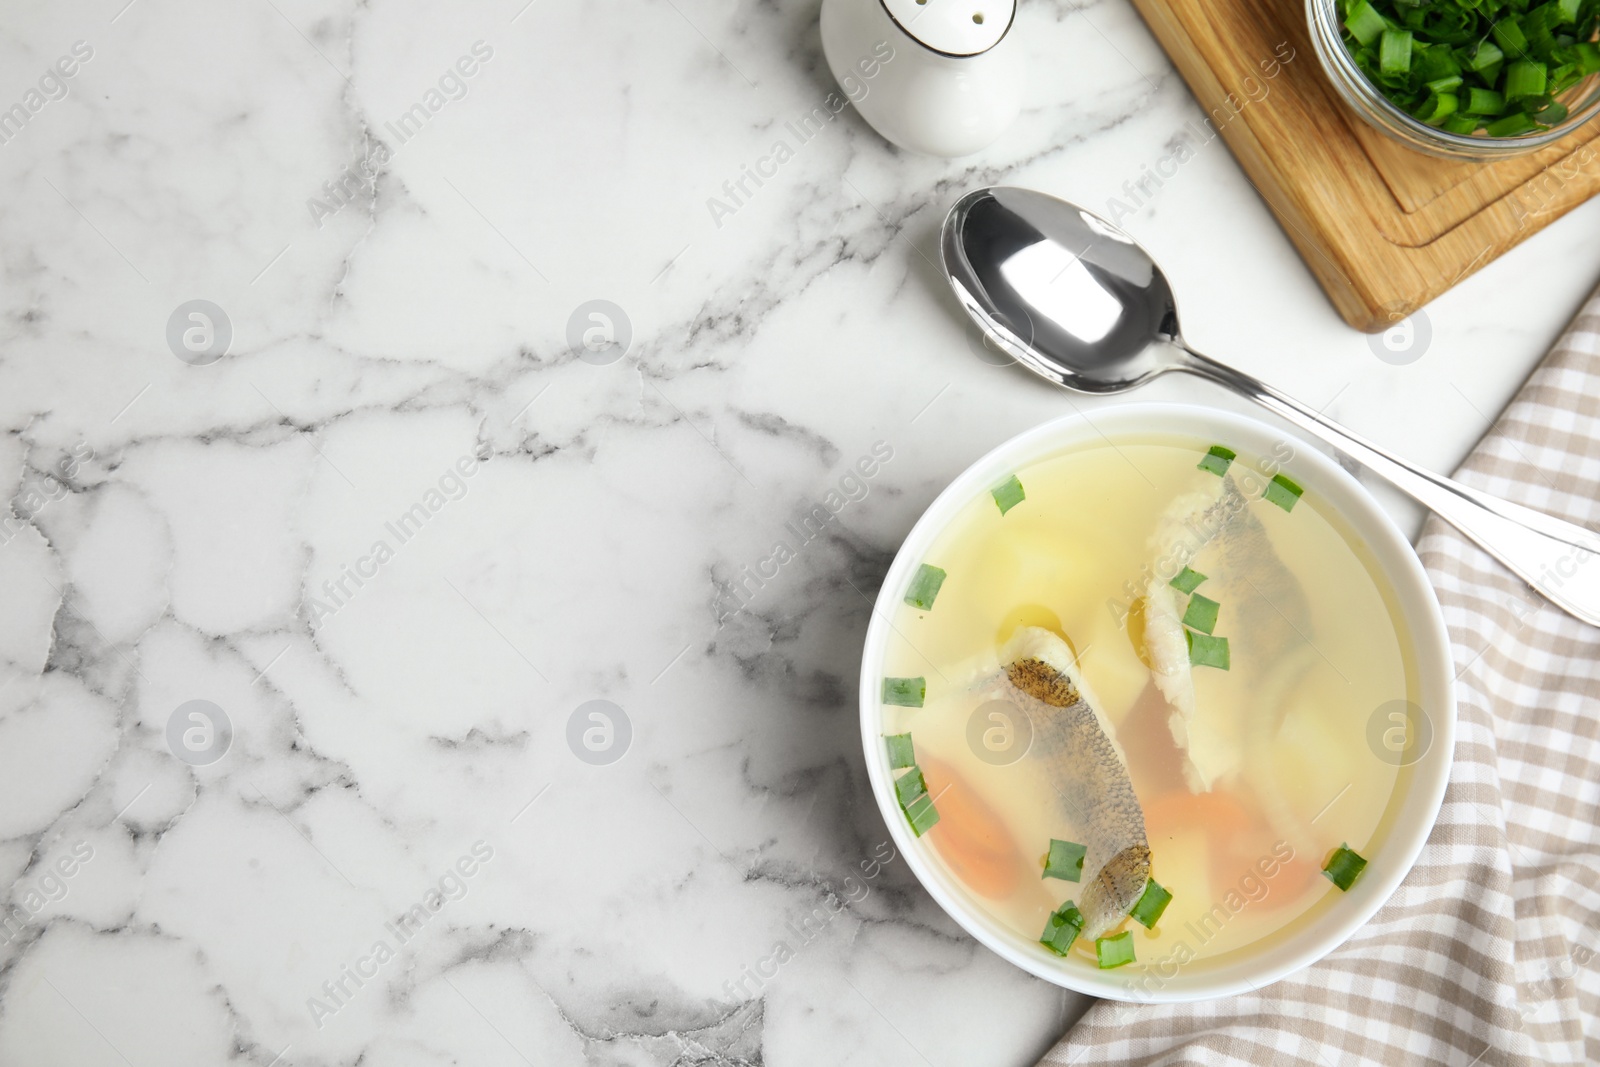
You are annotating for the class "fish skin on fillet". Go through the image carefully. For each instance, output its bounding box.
[1000,626,1150,941]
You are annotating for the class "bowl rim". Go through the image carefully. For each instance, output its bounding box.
[1305,0,1600,158]
[858,401,1457,1001]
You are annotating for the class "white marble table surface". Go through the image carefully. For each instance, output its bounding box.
[1,1,1598,1064]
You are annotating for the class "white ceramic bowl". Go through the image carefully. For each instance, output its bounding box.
[859,402,1455,1001]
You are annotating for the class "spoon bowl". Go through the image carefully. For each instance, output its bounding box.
[940,185,1600,627]
[942,187,1181,392]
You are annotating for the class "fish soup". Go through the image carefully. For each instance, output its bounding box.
[876,436,1418,980]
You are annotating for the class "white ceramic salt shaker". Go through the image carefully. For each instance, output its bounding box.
[820,0,1024,158]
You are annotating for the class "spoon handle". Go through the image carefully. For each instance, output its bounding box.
[1182,350,1600,629]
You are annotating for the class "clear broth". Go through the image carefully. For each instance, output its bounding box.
[879,437,1418,978]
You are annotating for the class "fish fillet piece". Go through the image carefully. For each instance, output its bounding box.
[1142,580,1202,789]
[1144,473,1312,796]
[1000,626,1149,940]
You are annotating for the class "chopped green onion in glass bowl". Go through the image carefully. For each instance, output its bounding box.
[1308,0,1600,158]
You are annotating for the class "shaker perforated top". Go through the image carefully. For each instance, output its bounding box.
[879,0,1015,56]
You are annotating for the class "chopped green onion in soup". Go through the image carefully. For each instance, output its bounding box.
[991,475,1026,516]
[894,766,928,807]
[884,733,916,770]
[1322,844,1368,891]
[892,760,940,836]
[882,676,925,707]
[1197,445,1236,476]
[903,792,940,836]
[1096,930,1136,969]
[904,563,948,610]
[1043,839,1088,882]
[1181,593,1221,635]
[1040,902,1085,956]
[1129,878,1173,928]
[1264,473,1304,513]
[1186,630,1231,670]
[1169,566,1208,594]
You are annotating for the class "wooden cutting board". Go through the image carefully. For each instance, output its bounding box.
[1127,0,1600,331]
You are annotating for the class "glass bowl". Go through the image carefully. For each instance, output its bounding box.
[1308,0,1600,159]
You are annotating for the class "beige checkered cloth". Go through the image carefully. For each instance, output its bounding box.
[1043,289,1600,1067]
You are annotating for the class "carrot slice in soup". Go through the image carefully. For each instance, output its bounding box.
[918,756,1023,900]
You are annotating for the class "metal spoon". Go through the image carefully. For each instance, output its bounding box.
[941,185,1600,627]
